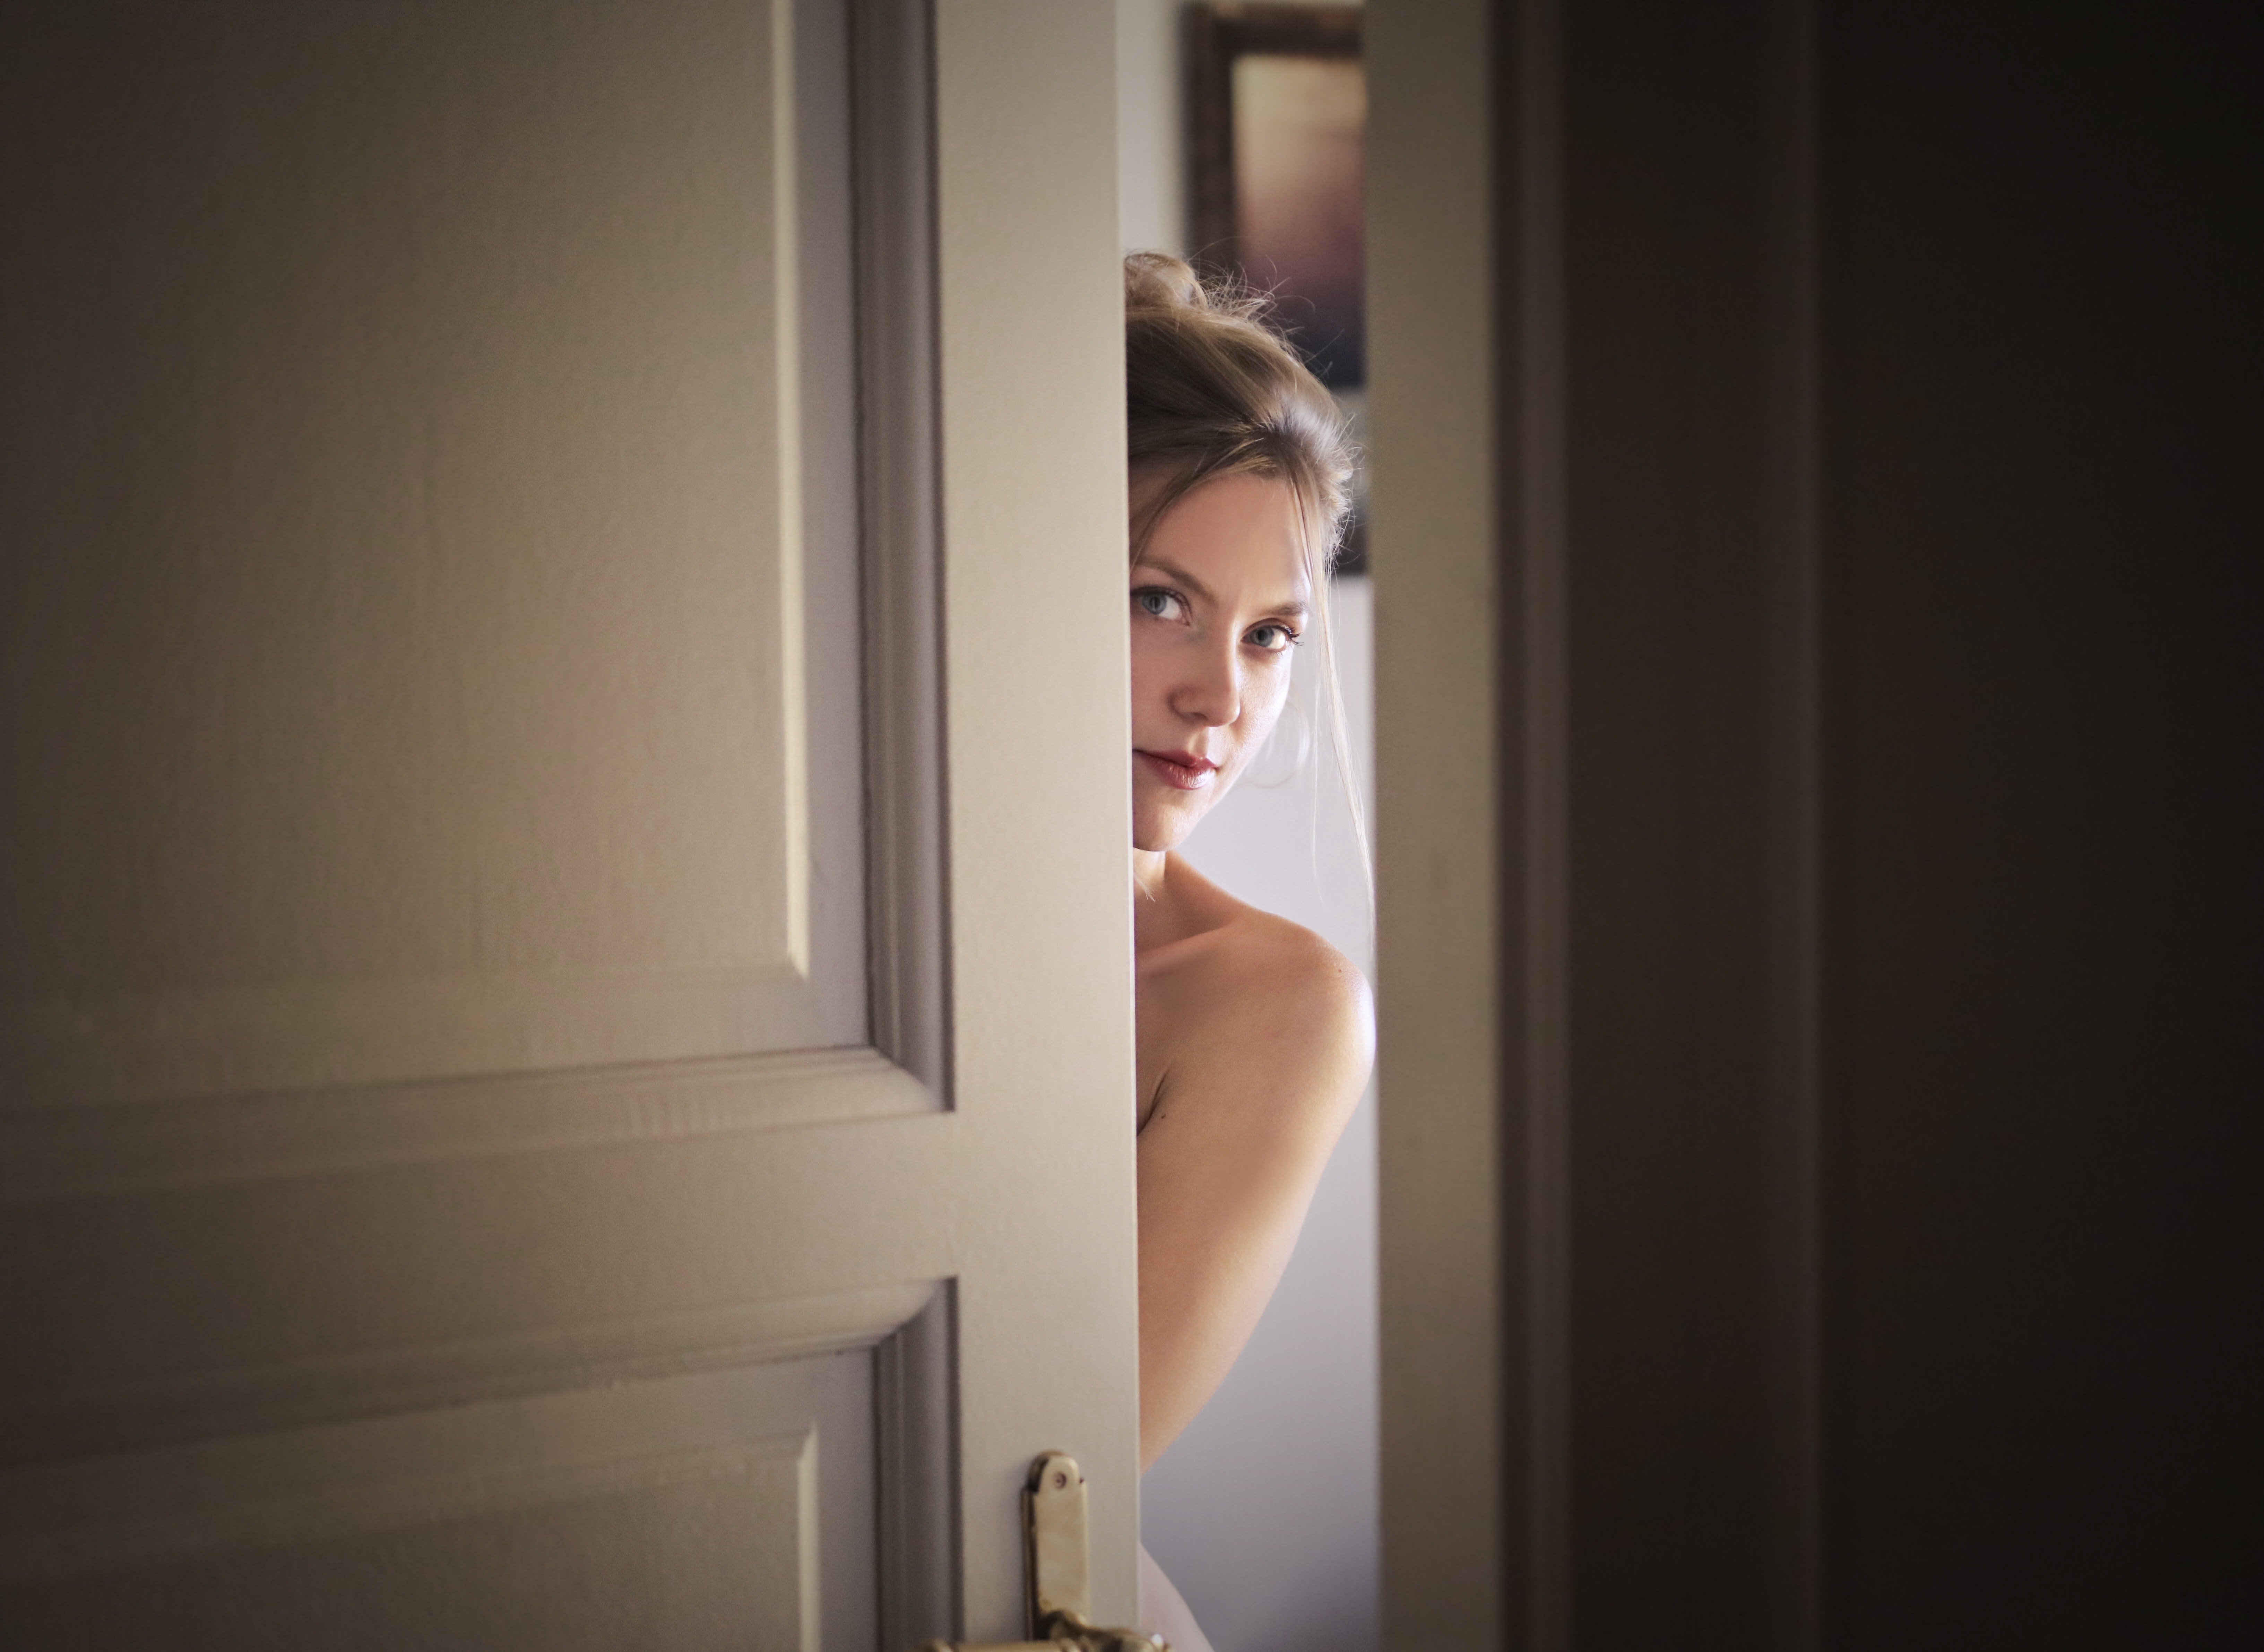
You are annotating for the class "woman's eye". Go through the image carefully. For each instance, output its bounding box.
[1133,587,1186,622]
[1246,623,1299,653]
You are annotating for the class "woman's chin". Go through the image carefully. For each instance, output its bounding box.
[1131,804,1200,856]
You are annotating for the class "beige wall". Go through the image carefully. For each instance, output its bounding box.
[1115,0,1186,257]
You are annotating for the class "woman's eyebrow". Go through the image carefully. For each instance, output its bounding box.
[1132,556,1218,606]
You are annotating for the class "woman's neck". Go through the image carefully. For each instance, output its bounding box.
[1132,847,1183,955]
[1133,848,1232,956]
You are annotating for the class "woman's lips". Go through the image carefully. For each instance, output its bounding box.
[1138,750,1219,791]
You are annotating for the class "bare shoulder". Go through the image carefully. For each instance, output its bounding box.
[1204,905,1371,1047]
[1139,875,1373,1139]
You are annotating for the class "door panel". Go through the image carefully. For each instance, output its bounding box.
[3,0,1135,1644]
[3,0,867,1108]
[2,0,881,1638]
[5,1352,875,1651]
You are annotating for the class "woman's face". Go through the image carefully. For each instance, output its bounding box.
[1129,471,1312,853]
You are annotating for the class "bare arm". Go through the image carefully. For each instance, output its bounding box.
[1135,931,1372,1472]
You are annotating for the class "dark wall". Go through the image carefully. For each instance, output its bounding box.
[1562,0,1781,1642]
[1552,0,2253,1644]
[1821,4,2252,1643]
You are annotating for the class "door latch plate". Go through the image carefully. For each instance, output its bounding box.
[915,1452,1166,1651]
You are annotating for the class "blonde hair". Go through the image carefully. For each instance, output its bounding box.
[1124,251,1355,559]
[1123,251,1369,894]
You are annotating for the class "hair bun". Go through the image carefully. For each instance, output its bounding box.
[1124,250,1209,314]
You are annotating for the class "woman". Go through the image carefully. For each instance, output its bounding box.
[1122,253,1374,1645]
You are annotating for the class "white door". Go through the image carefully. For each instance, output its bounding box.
[0,1,1135,1643]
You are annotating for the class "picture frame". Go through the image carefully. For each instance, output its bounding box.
[1185,3,1368,570]
[1185,3,1365,387]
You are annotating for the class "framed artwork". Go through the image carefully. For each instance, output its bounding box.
[1187,3,1366,390]
[1187,3,1368,570]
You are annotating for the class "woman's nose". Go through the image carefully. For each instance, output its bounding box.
[1172,641,1241,727]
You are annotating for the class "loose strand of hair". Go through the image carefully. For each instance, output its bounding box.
[1297,486,1376,923]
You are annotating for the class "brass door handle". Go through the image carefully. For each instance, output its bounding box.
[920,1610,1161,1652]
[916,1453,1167,1652]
